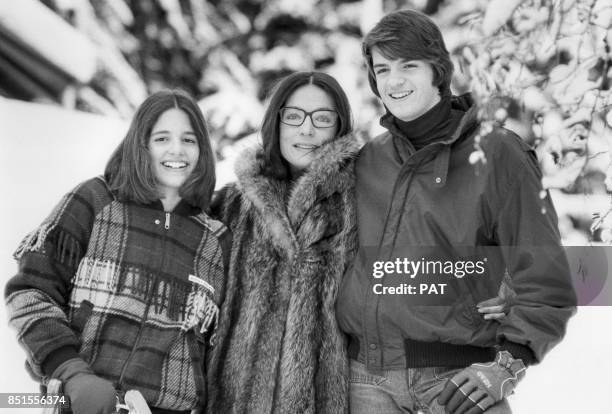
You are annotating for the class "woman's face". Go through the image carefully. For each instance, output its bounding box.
[279,84,339,174]
[148,108,199,198]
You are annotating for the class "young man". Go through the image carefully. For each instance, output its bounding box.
[336,9,577,414]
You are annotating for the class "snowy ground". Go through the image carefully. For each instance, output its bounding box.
[1,98,611,413]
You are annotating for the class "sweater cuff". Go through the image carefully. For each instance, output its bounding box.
[42,346,80,377]
[498,341,537,366]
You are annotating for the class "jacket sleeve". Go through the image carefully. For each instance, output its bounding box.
[4,178,107,378]
[493,146,577,364]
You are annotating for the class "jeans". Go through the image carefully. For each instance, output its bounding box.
[349,359,511,414]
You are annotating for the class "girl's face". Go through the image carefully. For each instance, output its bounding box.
[148,108,199,198]
[279,84,339,175]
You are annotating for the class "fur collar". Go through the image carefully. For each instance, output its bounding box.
[234,133,361,257]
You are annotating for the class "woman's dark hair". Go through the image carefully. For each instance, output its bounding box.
[260,71,353,179]
[362,9,454,98]
[104,89,216,210]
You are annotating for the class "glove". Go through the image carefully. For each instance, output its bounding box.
[52,358,117,414]
[437,351,526,414]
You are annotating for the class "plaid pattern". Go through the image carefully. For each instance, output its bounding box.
[5,177,227,411]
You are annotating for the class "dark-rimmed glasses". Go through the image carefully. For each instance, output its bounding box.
[279,107,339,128]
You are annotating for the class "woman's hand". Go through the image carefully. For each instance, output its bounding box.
[477,279,515,320]
[477,296,507,320]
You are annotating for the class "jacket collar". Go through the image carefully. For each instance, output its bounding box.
[102,175,202,216]
[380,93,478,147]
[234,133,361,257]
[145,199,202,216]
[380,93,479,188]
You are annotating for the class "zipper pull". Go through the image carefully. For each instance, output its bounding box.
[165,212,170,229]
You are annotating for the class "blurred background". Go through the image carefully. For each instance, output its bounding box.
[1,0,611,241]
[1,0,611,412]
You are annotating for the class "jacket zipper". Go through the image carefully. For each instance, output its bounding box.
[117,211,171,387]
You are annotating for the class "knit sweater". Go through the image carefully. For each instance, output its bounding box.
[5,177,229,411]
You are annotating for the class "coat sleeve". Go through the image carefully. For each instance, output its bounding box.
[493,145,577,364]
[335,164,359,275]
[4,178,109,378]
[206,182,243,412]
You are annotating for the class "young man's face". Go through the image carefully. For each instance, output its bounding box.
[371,48,441,122]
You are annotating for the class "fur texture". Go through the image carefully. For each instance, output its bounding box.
[208,134,360,413]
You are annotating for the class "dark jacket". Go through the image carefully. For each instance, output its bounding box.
[336,95,577,371]
[208,135,360,413]
[5,177,229,411]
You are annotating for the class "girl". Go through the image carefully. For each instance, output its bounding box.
[207,72,359,414]
[6,90,229,414]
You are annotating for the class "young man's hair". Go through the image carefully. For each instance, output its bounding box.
[260,71,353,180]
[104,89,216,210]
[363,9,454,98]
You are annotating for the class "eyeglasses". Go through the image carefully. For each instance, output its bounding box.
[279,107,339,128]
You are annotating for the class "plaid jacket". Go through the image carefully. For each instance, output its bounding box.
[5,177,229,411]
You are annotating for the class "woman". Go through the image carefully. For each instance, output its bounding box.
[6,90,229,414]
[208,72,359,414]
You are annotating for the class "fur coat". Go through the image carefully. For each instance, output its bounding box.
[207,134,360,414]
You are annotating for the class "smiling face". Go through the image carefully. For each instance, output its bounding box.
[372,48,441,122]
[279,84,338,175]
[148,108,199,200]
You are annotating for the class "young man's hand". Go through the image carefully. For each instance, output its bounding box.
[437,351,526,414]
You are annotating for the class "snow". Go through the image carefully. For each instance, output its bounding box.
[0,0,97,83]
